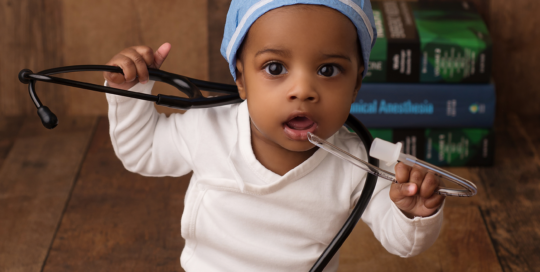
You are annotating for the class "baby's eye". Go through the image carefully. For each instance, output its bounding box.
[264,62,288,76]
[318,64,340,77]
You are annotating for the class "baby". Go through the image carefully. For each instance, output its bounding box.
[103,1,445,271]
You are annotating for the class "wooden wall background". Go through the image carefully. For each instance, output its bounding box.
[0,0,208,116]
[1,0,539,118]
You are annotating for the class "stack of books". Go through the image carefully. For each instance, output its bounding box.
[353,1,494,166]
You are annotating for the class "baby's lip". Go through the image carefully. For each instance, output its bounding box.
[283,112,318,140]
[284,111,315,124]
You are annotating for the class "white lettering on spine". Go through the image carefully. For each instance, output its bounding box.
[373,10,385,38]
[384,2,405,39]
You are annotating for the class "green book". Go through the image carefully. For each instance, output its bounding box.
[348,128,494,166]
[365,1,492,83]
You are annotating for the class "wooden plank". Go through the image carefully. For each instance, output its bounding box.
[0,0,65,116]
[1,0,208,117]
[476,114,540,272]
[0,117,25,168]
[510,114,540,168]
[490,0,540,116]
[478,115,540,205]
[339,206,502,272]
[60,0,208,116]
[519,115,540,157]
[480,204,539,272]
[0,116,97,272]
[42,117,190,272]
[208,0,235,85]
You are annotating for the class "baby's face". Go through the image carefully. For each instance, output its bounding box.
[235,4,363,152]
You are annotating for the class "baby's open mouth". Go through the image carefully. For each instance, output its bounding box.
[286,116,315,130]
[283,115,318,140]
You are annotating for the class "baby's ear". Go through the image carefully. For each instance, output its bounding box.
[235,59,247,100]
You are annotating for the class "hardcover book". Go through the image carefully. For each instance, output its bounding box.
[366,128,495,166]
[366,1,492,83]
[351,82,495,128]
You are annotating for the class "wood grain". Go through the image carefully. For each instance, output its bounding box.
[0,117,25,168]
[490,0,540,117]
[208,0,235,85]
[0,116,97,272]
[0,0,64,116]
[60,0,209,116]
[476,114,540,272]
[339,206,502,272]
[42,117,190,272]
[519,115,540,157]
[1,0,207,117]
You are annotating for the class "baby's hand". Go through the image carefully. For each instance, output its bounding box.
[103,43,171,90]
[390,162,445,218]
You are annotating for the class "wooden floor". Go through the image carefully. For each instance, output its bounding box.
[0,114,538,272]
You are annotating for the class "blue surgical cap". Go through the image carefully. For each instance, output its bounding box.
[220,0,378,81]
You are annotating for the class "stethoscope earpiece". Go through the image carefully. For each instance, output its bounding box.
[37,106,58,129]
[19,69,58,129]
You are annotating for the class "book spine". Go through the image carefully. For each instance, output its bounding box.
[364,1,492,83]
[412,2,493,83]
[365,2,388,82]
[367,128,495,166]
[350,83,495,128]
[383,1,420,82]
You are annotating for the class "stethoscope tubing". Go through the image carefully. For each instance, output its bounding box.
[18,65,379,272]
[20,65,243,111]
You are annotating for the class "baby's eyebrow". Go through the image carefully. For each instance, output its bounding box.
[321,52,352,62]
[255,48,291,58]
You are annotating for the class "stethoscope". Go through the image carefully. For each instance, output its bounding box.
[19,65,379,272]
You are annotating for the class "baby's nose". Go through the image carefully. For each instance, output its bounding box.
[287,76,319,102]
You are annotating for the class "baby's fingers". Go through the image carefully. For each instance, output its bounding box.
[395,162,412,183]
[119,47,154,84]
[423,192,445,209]
[419,172,440,198]
[104,54,138,86]
[104,67,125,85]
[390,182,417,202]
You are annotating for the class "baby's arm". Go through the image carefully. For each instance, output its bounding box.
[104,44,193,177]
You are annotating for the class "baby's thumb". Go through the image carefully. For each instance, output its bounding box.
[153,42,172,69]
